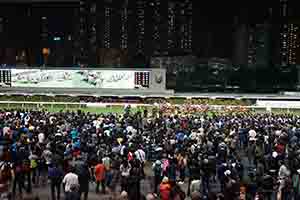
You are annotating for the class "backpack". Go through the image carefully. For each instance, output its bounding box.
[22,160,31,173]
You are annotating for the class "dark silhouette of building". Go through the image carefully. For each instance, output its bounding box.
[0,0,193,66]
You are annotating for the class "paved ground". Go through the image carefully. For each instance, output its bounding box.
[19,177,153,200]
[11,150,253,200]
[11,162,189,200]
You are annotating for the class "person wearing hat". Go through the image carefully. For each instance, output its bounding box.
[159,177,171,200]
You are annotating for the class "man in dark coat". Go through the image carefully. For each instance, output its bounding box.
[48,163,64,200]
[74,156,91,200]
[128,163,143,200]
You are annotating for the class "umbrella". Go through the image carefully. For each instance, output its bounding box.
[176,132,185,141]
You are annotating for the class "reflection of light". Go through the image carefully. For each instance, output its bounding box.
[53,37,61,41]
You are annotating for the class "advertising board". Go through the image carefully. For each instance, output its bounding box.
[11,69,139,89]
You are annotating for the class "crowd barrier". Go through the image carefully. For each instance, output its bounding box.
[0,101,300,113]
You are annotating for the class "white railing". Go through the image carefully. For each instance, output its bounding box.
[0,101,152,108]
[0,101,299,112]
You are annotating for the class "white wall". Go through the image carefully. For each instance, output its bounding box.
[256,100,300,108]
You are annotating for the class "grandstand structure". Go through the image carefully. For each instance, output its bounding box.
[1,66,300,114]
[0,67,172,95]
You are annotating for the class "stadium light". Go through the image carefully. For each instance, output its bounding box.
[53,37,61,41]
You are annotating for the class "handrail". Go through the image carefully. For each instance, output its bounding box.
[0,101,297,109]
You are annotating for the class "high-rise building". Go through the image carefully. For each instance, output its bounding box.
[146,0,168,56]
[186,0,192,52]
[120,0,128,50]
[87,0,97,64]
[0,0,196,67]
[180,0,192,53]
[233,21,248,67]
[167,1,176,52]
[40,16,49,48]
[166,0,192,56]
[247,27,256,65]
[247,23,271,67]
[136,0,145,54]
[0,17,5,38]
[152,0,161,55]
[167,1,183,55]
[278,0,299,66]
[103,0,112,48]
[287,23,298,65]
[279,0,291,66]
[76,0,89,65]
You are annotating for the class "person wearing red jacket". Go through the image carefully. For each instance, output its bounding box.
[94,159,106,194]
[160,177,171,200]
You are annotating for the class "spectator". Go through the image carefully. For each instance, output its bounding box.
[94,159,106,194]
[159,177,171,200]
[120,160,131,192]
[48,163,64,200]
[65,185,80,200]
[152,159,163,193]
[62,167,79,198]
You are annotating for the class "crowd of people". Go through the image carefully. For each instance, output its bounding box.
[0,107,300,200]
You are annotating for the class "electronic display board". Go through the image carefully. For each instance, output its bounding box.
[10,69,150,89]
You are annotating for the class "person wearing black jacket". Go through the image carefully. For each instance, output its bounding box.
[128,165,143,200]
[76,162,91,200]
[187,157,201,196]
[48,163,64,200]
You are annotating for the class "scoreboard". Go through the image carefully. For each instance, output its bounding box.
[0,69,11,87]
[134,71,150,88]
